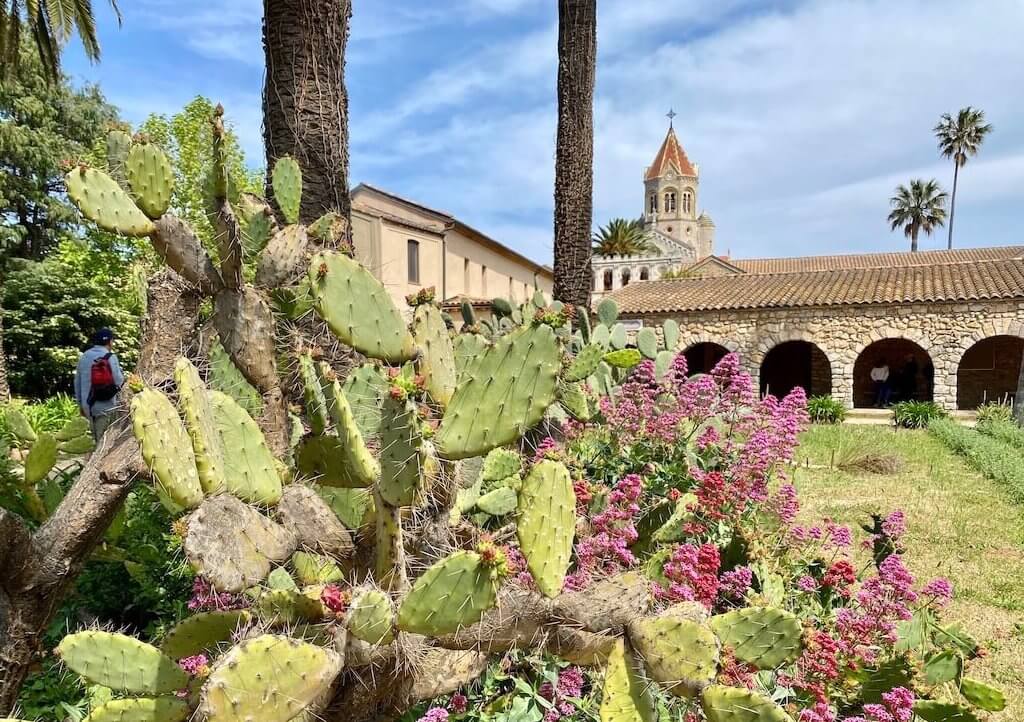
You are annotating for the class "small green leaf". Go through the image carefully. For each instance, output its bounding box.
[960,678,1006,712]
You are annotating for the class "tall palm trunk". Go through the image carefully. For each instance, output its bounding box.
[0,308,9,404]
[911,226,919,253]
[552,0,597,308]
[947,162,959,250]
[263,0,352,225]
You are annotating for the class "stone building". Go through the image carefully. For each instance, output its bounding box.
[607,246,1024,411]
[593,121,715,299]
[351,184,552,313]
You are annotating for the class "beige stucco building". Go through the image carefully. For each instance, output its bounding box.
[350,184,553,314]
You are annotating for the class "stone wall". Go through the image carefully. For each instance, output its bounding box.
[624,299,1024,410]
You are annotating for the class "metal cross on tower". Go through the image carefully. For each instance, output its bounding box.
[666,108,677,127]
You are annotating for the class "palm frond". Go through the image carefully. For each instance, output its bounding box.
[70,0,100,60]
[44,0,73,42]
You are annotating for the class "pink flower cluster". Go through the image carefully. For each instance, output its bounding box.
[656,542,721,607]
[835,556,918,664]
[178,653,210,677]
[859,687,916,722]
[718,566,753,600]
[420,707,449,722]
[188,577,243,611]
[568,474,643,589]
[539,666,586,722]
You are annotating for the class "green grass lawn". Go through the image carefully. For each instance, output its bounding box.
[792,425,1024,719]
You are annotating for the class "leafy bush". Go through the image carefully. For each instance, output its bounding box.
[893,400,947,429]
[976,416,1024,451]
[976,401,1014,426]
[930,417,1024,502]
[807,394,846,424]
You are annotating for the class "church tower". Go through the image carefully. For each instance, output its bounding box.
[643,114,714,258]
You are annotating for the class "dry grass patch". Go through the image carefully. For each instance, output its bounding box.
[793,425,1024,719]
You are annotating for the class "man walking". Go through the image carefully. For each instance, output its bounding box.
[870,358,891,407]
[74,328,125,441]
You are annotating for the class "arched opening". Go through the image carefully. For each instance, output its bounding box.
[684,342,729,376]
[664,190,677,213]
[682,189,694,214]
[956,335,1024,410]
[639,267,650,281]
[759,341,831,399]
[853,339,934,408]
[621,269,631,287]
[649,194,658,214]
[603,270,613,291]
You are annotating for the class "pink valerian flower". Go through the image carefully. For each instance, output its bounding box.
[717,648,757,689]
[540,667,585,721]
[449,694,469,714]
[768,483,800,525]
[718,566,753,600]
[571,474,644,587]
[421,707,450,722]
[179,653,210,678]
[836,556,918,664]
[881,510,907,540]
[710,353,757,412]
[503,545,536,589]
[695,425,720,450]
[822,560,857,596]
[657,543,721,607]
[825,522,853,549]
[533,436,562,463]
[799,702,837,722]
[188,577,243,611]
[557,666,585,698]
[792,631,841,703]
[921,577,953,607]
[797,575,818,593]
[667,352,689,393]
[863,687,915,722]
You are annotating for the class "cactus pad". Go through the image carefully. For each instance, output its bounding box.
[184,495,297,592]
[271,156,303,225]
[342,362,387,439]
[125,142,174,219]
[517,460,575,597]
[209,390,282,505]
[256,224,308,288]
[23,432,58,485]
[476,486,519,516]
[213,287,278,391]
[131,387,204,510]
[56,631,188,694]
[560,381,592,420]
[277,484,354,559]
[4,407,36,442]
[378,396,424,507]
[709,607,802,669]
[610,324,628,350]
[66,166,155,236]
[436,323,560,459]
[413,303,457,407]
[482,448,522,482]
[298,353,330,435]
[151,214,222,294]
[397,550,502,635]
[960,678,1006,712]
[82,697,191,722]
[200,634,342,722]
[174,357,227,495]
[701,686,793,722]
[912,701,980,722]
[317,379,380,487]
[105,129,132,186]
[655,350,674,380]
[347,588,395,645]
[292,551,344,584]
[597,298,619,326]
[599,640,657,722]
[161,610,250,660]
[627,616,719,698]
[603,349,642,369]
[662,319,680,350]
[309,251,416,363]
[319,487,373,530]
[637,328,659,359]
[565,343,604,382]
[454,332,489,382]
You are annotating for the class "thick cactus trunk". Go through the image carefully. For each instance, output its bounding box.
[262,0,352,225]
[0,308,9,404]
[552,0,596,308]
[0,277,201,714]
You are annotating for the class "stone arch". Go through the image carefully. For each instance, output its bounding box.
[639,267,650,281]
[602,269,613,291]
[621,268,632,287]
[679,336,738,375]
[759,340,833,399]
[956,335,1024,410]
[851,336,935,408]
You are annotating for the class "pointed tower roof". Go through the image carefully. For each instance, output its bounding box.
[645,126,697,180]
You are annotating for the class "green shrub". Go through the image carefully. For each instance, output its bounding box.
[930,417,1024,502]
[807,395,846,424]
[893,400,947,429]
[976,401,1014,426]
[976,416,1024,451]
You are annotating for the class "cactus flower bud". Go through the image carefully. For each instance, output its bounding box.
[127,373,145,393]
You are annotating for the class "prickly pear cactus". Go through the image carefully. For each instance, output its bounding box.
[209,390,282,505]
[315,377,380,487]
[378,395,424,507]
[662,318,680,350]
[637,328,659,359]
[161,610,250,660]
[23,432,57,486]
[627,613,719,698]
[131,386,204,510]
[603,349,642,369]
[292,551,344,584]
[309,251,417,363]
[599,640,657,722]
[435,323,561,459]
[597,298,619,326]
[56,631,189,695]
[298,353,330,435]
[125,141,174,219]
[175,357,227,495]
[341,362,387,439]
[347,588,395,645]
[709,606,803,670]
[65,165,155,236]
[105,128,132,186]
[701,686,793,722]
[565,342,603,382]
[412,302,457,407]
[256,224,308,287]
[517,460,575,597]
[271,156,303,225]
[82,697,192,722]
[453,332,489,382]
[199,634,342,722]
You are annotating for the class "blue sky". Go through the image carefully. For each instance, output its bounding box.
[63,0,1024,265]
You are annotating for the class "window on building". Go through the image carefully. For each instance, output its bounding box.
[649,194,658,214]
[524,283,529,299]
[407,240,420,284]
[463,258,470,292]
[621,269,631,287]
[603,270,613,291]
[481,266,488,295]
[640,267,650,281]
[665,191,677,213]
[682,190,693,214]
[508,277,514,298]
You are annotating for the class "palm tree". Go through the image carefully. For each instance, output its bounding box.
[592,218,654,256]
[0,0,121,80]
[888,179,947,252]
[552,0,597,307]
[934,107,992,249]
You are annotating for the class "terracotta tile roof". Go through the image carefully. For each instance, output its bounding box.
[729,246,1024,275]
[645,127,697,180]
[610,257,1024,315]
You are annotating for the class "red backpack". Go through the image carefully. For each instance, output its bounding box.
[88,353,119,404]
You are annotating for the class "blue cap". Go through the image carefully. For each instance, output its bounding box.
[92,328,115,345]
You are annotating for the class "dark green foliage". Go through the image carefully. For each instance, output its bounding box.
[930,418,1024,503]
[892,400,946,429]
[975,401,1014,427]
[975,416,1024,451]
[807,395,846,424]
[2,240,141,398]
